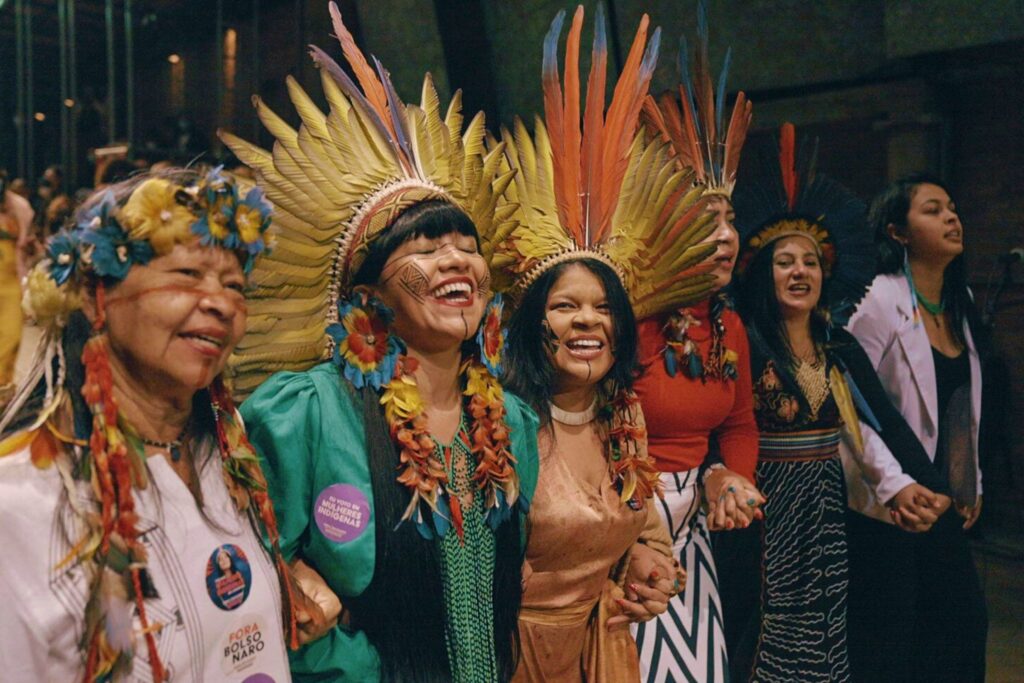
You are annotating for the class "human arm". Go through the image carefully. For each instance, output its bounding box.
[711,317,760,483]
[241,369,381,680]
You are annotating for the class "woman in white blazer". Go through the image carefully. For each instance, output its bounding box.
[844,174,986,683]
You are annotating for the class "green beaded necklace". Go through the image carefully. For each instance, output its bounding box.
[915,290,946,316]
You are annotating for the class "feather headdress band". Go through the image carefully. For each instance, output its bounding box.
[641,0,752,200]
[733,122,875,321]
[488,5,718,319]
[219,2,515,398]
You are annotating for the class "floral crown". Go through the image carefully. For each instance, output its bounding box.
[44,167,272,290]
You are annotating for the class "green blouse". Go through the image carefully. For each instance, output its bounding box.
[240,362,539,682]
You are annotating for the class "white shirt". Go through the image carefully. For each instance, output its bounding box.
[0,442,292,682]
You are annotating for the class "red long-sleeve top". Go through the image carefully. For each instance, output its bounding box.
[634,300,759,482]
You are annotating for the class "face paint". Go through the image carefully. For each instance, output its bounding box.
[395,262,429,304]
[477,271,492,300]
[541,318,561,356]
[374,232,488,354]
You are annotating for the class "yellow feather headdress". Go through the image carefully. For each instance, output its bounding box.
[486,5,718,320]
[219,2,516,398]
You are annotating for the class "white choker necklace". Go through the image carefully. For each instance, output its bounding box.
[549,399,599,426]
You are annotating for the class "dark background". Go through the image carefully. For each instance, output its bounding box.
[2,0,1022,530]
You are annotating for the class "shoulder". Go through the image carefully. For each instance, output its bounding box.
[858,273,907,311]
[502,390,540,433]
[241,363,351,422]
[501,389,540,499]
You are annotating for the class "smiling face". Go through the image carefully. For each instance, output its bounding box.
[96,242,247,401]
[217,549,232,572]
[371,231,488,354]
[772,235,823,320]
[701,195,740,290]
[544,263,616,395]
[894,182,963,267]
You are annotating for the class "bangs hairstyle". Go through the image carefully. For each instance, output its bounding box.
[503,258,640,424]
[341,198,522,679]
[868,173,981,350]
[352,199,480,287]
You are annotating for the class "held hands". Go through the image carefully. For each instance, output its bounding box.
[290,558,344,645]
[888,483,951,532]
[957,494,982,530]
[606,543,686,628]
[705,468,766,531]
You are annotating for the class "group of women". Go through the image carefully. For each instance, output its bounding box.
[0,2,987,682]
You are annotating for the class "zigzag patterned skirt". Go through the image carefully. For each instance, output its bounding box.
[633,468,729,683]
[749,428,851,683]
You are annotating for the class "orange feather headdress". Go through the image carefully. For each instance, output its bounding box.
[487,5,718,319]
[641,0,752,200]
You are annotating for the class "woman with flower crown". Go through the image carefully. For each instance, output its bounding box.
[483,7,728,681]
[0,169,337,682]
[629,7,766,680]
[221,5,538,682]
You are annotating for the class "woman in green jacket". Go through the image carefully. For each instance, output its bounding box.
[223,5,537,681]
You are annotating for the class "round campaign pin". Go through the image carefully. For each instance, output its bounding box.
[205,544,253,611]
[313,483,370,544]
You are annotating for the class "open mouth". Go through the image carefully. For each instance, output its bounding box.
[565,337,606,360]
[714,253,735,267]
[180,331,226,356]
[787,283,812,295]
[945,229,963,240]
[430,278,475,307]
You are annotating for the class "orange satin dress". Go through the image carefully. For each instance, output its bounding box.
[514,427,649,682]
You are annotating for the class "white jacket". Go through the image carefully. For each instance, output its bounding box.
[841,272,982,522]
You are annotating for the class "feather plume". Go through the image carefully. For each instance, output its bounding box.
[779,122,798,211]
[327,1,393,135]
[488,7,717,318]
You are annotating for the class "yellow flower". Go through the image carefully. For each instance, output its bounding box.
[463,362,504,405]
[120,179,194,253]
[381,374,425,423]
[22,263,81,325]
[235,204,264,245]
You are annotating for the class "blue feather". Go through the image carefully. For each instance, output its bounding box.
[593,3,607,54]
[844,370,881,432]
[372,56,414,166]
[677,36,701,140]
[543,10,566,82]
[687,353,704,379]
[432,495,451,538]
[664,347,678,377]
[715,47,732,134]
[641,27,662,80]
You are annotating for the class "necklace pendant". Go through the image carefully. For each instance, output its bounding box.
[170,444,182,462]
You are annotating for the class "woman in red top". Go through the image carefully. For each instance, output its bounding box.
[632,11,763,679]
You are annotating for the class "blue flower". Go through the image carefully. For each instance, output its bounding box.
[326,294,404,390]
[46,231,80,285]
[80,218,154,281]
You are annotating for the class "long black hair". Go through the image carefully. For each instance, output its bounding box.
[503,258,640,425]
[343,199,523,682]
[868,173,982,351]
[736,241,835,413]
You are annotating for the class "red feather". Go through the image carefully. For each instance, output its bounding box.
[562,7,585,242]
[723,92,752,187]
[597,14,651,242]
[779,122,798,211]
[581,27,608,247]
[328,2,396,140]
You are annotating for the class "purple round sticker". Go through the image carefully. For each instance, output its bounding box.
[313,484,369,544]
[242,675,275,683]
